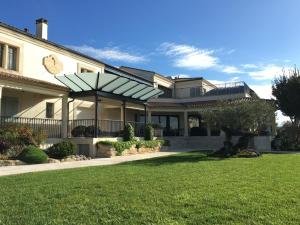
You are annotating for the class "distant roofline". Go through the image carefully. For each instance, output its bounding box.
[119,66,156,74]
[0,21,151,84]
[119,66,173,83]
[173,77,203,82]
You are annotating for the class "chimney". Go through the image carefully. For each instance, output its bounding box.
[36,18,48,40]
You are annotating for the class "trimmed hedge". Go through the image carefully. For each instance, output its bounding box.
[18,145,48,164]
[144,124,154,140]
[123,123,135,141]
[97,139,163,155]
[47,140,77,159]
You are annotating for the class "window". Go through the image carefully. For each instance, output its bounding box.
[0,44,4,68]
[81,68,93,73]
[190,87,201,97]
[46,102,54,118]
[1,96,19,117]
[8,46,17,71]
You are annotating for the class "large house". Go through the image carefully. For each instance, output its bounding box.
[0,18,266,154]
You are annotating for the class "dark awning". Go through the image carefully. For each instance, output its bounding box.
[55,72,164,103]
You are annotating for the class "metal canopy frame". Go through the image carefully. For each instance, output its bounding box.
[55,72,164,104]
[55,72,162,138]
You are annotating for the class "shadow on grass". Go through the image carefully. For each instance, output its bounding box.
[122,151,226,167]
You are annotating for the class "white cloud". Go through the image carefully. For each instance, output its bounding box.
[249,84,273,99]
[67,45,146,63]
[221,66,244,74]
[248,64,285,80]
[160,42,218,70]
[242,64,258,69]
[159,43,245,74]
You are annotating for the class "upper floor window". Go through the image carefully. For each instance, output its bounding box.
[8,46,17,71]
[0,43,19,71]
[0,44,4,68]
[190,87,201,97]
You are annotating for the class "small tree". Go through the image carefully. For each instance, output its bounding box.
[144,124,154,140]
[123,123,135,141]
[272,67,300,145]
[202,99,276,155]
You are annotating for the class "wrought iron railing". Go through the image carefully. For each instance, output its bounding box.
[68,119,146,138]
[0,117,146,139]
[169,81,252,99]
[0,116,62,138]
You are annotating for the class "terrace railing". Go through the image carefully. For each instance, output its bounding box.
[68,119,146,138]
[0,116,62,138]
[0,117,146,139]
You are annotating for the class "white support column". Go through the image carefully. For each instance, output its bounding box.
[147,110,152,123]
[61,95,68,138]
[120,105,124,123]
[0,86,2,117]
[184,110,188,137]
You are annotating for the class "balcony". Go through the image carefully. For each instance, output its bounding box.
[150,81,255,104]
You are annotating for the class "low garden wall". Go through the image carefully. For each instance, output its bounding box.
[165,136,272,152]
[96,140,163,158]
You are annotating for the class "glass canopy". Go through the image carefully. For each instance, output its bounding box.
[55,72,164,102]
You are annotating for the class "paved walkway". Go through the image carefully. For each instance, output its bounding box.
[0,151,180,177]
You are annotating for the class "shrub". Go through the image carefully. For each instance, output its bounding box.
[18,145,48,164]
[0,125,47,158]
[47,140,77,159]
[71,126,86,137]
[140,140,162,148]
[144,124,154,140]
[84,126,101,137]
[97,139,163,156]
[32,128,48,145]
[97,140,135,156]
[123,123,135,141]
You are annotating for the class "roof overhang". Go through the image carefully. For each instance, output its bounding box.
[55,72,164,104]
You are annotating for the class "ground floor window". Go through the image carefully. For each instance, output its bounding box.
[1,96,19,117]
[46,102,54,118]
[148,115,179,136]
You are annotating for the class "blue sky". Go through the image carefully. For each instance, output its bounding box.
[1,0,299,104]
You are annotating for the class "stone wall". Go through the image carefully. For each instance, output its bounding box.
[96,143,161,158]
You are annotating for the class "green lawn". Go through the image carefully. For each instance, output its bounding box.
[0,152,300,225]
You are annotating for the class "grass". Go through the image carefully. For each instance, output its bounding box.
[0,152,300,225]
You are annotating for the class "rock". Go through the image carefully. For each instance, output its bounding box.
[0,160,27,166]
[48,158,60,163]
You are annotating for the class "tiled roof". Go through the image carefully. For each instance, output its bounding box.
[0,71,69,92]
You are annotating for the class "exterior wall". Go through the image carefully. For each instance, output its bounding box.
[2,88,65,119]
[175,80,203,98]
[0,26,105,86]
[149,92,247,104]
[202,80,216,92]
[153,75,173,88]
